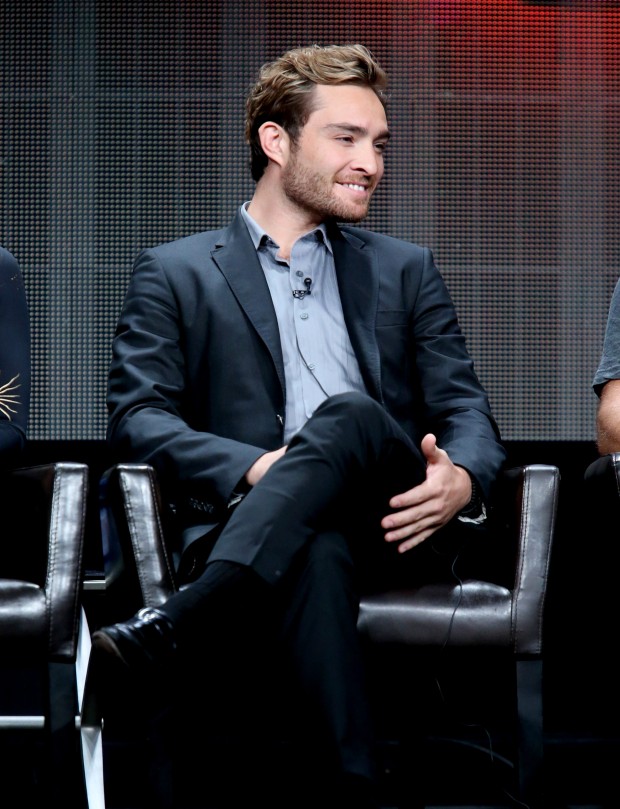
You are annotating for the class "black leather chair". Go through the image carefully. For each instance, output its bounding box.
[0,461,98,808]
[96,461,560,809]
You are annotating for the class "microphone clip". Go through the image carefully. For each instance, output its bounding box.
[292,277,312,300]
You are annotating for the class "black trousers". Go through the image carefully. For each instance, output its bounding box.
[164,392,466,785]
[207,391,427,582]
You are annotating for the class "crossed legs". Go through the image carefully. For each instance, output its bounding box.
[93,392,428,801]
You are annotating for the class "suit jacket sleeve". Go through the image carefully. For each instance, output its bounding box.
[107,246,269,513]
[336,226,505,502]
[407,246,505,499]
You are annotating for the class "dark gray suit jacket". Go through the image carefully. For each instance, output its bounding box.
[107,211,506,565]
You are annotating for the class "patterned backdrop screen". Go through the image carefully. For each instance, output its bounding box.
[1,0,619,441]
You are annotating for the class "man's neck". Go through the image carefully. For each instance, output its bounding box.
[247,184,324,261]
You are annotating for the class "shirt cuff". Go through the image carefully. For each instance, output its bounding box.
[457,501,487,525]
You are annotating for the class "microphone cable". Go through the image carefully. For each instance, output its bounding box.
[430,538,530,809]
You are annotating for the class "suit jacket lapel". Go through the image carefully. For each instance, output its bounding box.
[211,215,382,404]
[211,213,286,394]
[330,225,383,403]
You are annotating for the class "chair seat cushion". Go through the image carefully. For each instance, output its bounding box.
[0,580,47,653]
[358,579,512,647]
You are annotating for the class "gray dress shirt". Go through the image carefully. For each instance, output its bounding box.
[240,204,366,443]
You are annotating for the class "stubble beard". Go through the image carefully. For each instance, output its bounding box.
[281,157,372,224]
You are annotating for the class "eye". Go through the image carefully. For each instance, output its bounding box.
[336,135,355,144]
[374,141,388,154]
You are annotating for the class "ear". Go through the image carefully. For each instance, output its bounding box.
[257,121,289,169]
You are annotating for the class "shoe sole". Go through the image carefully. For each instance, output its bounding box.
[91,629,131,667]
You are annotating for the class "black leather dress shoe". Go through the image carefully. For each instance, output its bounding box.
[91,607,177,671]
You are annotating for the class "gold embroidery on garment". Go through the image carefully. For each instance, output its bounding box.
[0,373,20,420]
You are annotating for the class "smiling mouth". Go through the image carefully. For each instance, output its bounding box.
[340,182,369,194]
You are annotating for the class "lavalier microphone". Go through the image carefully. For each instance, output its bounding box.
[292,277,312,299]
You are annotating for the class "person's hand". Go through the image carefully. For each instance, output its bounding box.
[245,446,287,487]
[380,433,472,553]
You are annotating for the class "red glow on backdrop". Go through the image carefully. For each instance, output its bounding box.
[424,0,619,90]
[263,1,619,91]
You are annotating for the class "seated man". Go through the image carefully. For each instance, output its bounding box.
[93,43,506,808]
[594,278,620,453]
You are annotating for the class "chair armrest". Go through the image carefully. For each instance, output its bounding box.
[497,464,560,655]
[3,462,89,660]
[99,463,177,621]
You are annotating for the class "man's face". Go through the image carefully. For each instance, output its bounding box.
[281,83,390,224]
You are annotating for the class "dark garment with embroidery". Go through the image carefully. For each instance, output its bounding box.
[0,247,30,464]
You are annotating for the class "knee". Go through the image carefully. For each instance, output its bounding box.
[293,392,400,461]
[314,391,386,427]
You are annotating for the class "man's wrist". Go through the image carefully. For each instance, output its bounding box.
[457,474,487,524]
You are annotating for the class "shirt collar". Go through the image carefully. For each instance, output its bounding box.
[240,202,333,255]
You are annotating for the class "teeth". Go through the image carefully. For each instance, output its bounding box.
[343,183,366,192]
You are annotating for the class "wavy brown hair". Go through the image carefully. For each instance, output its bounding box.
[245,44,388,181]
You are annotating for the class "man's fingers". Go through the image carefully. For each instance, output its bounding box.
[397,530,433,553]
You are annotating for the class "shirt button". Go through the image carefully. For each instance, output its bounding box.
[296,270,304,277]
[308,363,316,370]
[300,312,309,320]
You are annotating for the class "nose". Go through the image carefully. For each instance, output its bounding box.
[351,140,383,177]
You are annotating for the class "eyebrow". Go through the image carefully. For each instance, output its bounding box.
[323,123,391,141]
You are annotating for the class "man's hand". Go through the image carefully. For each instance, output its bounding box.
[380,433,472,553]
[245,446,287,487]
